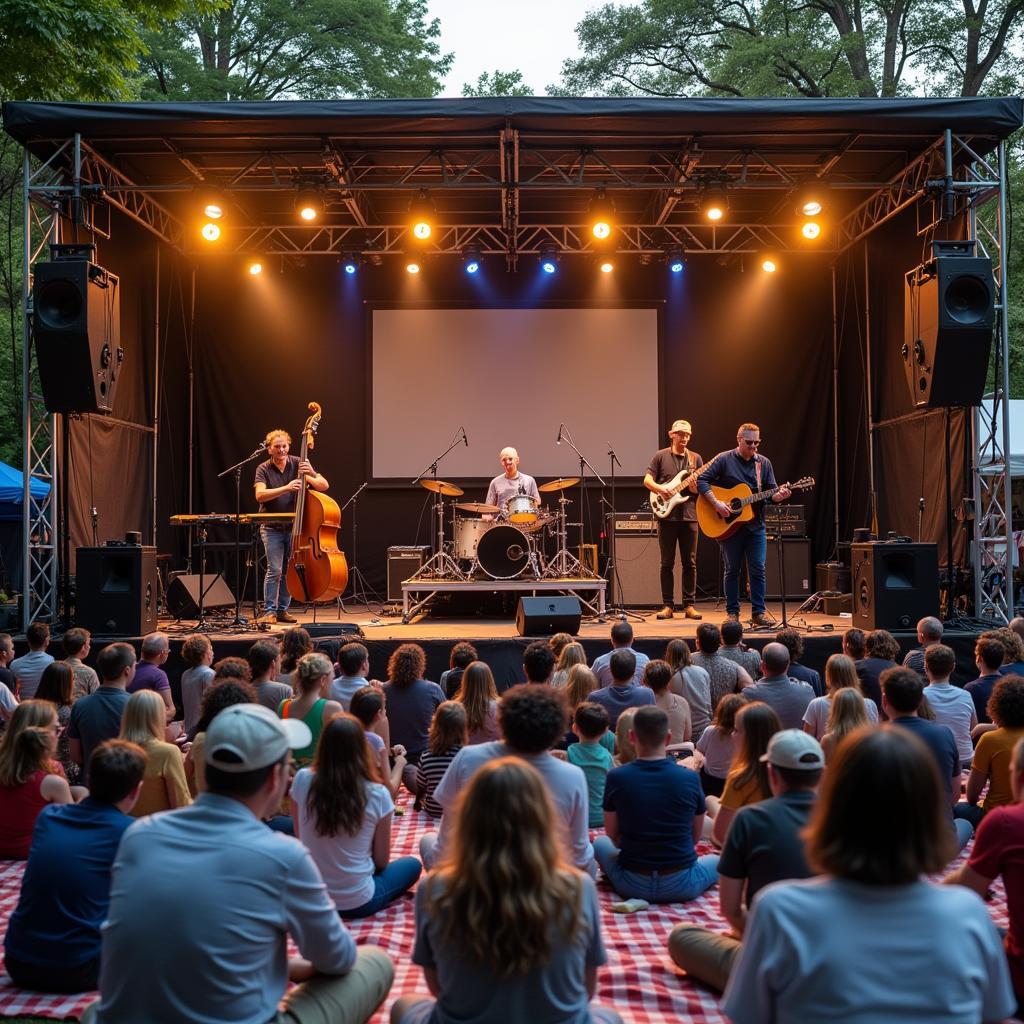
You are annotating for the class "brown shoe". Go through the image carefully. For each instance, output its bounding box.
[682,605,703,620]
[726,613,740,622]
[276,610,298,623]
[262,612,278,625]
[656,606,674,620]
[750,612,768,626]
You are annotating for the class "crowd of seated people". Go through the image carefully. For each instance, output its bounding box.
[1,615,1023,1024]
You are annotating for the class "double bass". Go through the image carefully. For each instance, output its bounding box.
[286,402,349,603]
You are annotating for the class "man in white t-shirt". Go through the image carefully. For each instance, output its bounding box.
[922,643,977,770]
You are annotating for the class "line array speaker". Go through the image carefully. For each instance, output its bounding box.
[75,546,157,636]
[851,542,939,631]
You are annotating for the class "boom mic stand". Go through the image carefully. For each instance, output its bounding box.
[605,442,644,623]
[218,443,268,627]
[337,481,384,615]
[412,432,465,580]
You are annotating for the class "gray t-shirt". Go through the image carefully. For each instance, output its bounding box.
[329,675,368,711]
[720,646,762,681]
[743,676,816,730]
[255,678,294,714]
[591,647,649,688]
[692,651,745,711]
[485,472,540,516]
[671,665,712,739]
[181,665,215,733]
[409,872,606,1024]
[10,650,54,699]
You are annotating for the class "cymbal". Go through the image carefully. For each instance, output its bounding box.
[538,476,580,493]
[419,478,464,497]
[455,502,500,514]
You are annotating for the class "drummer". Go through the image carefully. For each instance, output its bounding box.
[484,447,541,521]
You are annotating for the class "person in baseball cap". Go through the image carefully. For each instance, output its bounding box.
[204,703,311,773]
[644,418,705,621]
[760,728,826,771]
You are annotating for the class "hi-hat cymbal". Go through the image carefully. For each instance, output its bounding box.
[455,502,500,514]
[539,476,580,493]
[419,478,464,497]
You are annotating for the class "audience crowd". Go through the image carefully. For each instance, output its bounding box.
[0,613,1022,1024]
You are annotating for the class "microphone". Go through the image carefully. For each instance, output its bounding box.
[461,426,468,447]
[556,423,563,445]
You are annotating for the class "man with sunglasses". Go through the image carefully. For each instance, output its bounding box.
[697,424,791,626]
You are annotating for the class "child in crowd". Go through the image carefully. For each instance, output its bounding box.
[414,701,466,817]
[821,687,871,761]
[440,642,477,700]
[566,702,614,828]
[350,685,407,799]
[614,707,639,766]
[802,653,878,740]
[454,661,500,744]
[179,634,215,735]
[687,692,745,798]
[551,642,587,689]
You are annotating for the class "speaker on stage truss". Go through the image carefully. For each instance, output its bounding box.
[851,542,939,631]
[516,596,582,637]
[33,250,123,414]
[902,240,994,408]
[165,573,236,620]
[76,545,158,636]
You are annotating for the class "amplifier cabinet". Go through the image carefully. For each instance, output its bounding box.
[387,546,430,601]
[762,538,813,600]
[610,532,674,607]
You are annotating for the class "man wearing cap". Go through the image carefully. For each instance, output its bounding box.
[668,729,823,991]
[645,419,703,620]
[485,446,540,520]
[85,704,394,1024]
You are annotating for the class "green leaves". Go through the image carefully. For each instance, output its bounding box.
[462,70,533,97]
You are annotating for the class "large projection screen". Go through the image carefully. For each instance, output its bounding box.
[371,307,660,482]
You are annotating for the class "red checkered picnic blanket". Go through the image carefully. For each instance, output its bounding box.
[0,796,1008,1023]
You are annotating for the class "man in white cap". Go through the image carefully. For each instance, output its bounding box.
[84,704,394,1024]
[667,729,823,990]
[644,419,704,619]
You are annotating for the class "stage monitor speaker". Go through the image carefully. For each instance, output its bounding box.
[851,542,939,631]
[902,241,994,408]
[387,546,430,602]
[76,546,158,636]
[764,538,813,599]
[610,533,676,607]
[166,573,236,619]
[33,257,122,414]
[516,596,582,637]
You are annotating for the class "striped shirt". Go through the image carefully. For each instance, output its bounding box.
[415,745,462,818]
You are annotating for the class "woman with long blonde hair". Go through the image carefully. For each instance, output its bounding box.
[551,642,587,689]
[454,661,500,744]
[119,690,191,816]
[0,700,74,858]
[802,653,879,740]
[821,687,872,760]
[391,757,622,1024]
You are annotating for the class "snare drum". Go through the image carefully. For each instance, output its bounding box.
[454,517,494,560]
[505,494,540,526]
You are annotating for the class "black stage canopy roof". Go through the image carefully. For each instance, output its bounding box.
[4,96,1022,261]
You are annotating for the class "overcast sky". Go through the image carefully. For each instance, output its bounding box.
[427,0,616,96]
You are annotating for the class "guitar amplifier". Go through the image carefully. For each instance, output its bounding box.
[387,546,430,602]
[608,512,657,536]
[765,505,806,536]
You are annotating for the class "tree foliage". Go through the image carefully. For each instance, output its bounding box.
[556,0,1024,99]
[462,69,534,97]
[138,0,453,100]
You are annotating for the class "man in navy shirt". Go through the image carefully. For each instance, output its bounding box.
[697,423,791,626]
[968,637,1005,723]
[4,740,147,993]
[594,706,718,903]
[882,666,973,853]
[68,642,135,785]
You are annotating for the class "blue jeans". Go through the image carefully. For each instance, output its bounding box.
[261,527,292,613]
[339,856,422,919]
[953,816,974,852]
[720,525,767,615]
[593,835,719,903]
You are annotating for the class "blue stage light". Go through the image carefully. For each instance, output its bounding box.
[466,260,480,274]
[670,260,684,273]
[343,262,357,274]
[542,260,557,274]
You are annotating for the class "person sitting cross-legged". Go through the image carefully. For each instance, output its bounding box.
[593,706,719,904]
[392,758,622,1024]
[3,740,146,993]
[82,703,394,1024]
[922,643,977,771]
[589,649,655,730]
[667,730,823,991]
[591,621,649,688]
[742,642,815,731]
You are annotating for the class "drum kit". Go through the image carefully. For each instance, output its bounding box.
[416,476,596,581]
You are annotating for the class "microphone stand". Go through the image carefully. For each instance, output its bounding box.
[337,482,383,616]
[411,433,465,581]
[218,444,268,627]
[605,442,645,623]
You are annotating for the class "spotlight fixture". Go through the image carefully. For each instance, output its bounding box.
[699,182,729,222]
[462,245,482,275]
[197,186,226,221]
[406,261,421,275]
[801,221,822,240]
[248,260,263,276]
[294,185,322,222]
[666,247,685,273]
[589,188,615,240]
[538,242,560,275]
[201,222,221,242]
[341,252,361,275]
[408,188,435,241]
[599,260,614,274]
[794,184,827,218]
[761,256,778,273]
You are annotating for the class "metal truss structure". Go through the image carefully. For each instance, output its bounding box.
[15,110,1015,627]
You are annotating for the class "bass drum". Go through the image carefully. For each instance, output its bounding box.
[477,524,530,579]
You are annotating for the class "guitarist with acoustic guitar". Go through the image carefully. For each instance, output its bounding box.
[696,423,792,627]
[644,419,704,621]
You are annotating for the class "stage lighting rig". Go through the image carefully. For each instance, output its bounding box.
[699,180,729,222]
[588,188,615,240]
[538,243,560,274]
[666,247,685,273]
[801,221,822,240]
[406,261,421,275]
[197,186,226,221]
[462,245,482,274]
[200,222,221,242]
[341,252,361,274]
[294,184,323,222]
[247,260,263,276]
[409,189,435,241]
[760,256,779,273]
[599,260,614,274]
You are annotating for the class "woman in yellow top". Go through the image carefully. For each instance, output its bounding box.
[704,701,781,846]
[119,691,191,816]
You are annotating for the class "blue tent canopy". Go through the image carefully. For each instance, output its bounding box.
[0,460,49,520]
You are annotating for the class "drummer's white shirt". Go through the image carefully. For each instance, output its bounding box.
[485,472,540,513]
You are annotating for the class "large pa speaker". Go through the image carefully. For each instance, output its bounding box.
[851,542,939,631]
[166,573,236,619]
[902,241,994,408]
[516,596,582,637]
[33,254,122,414]
[610,534,676,607]
[76,546,158,636]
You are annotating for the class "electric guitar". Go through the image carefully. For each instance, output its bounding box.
[650,454,722,520]
[697,477,815,541]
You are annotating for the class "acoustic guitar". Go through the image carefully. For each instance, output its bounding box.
[697,477,815,541]
[650,454,722,519]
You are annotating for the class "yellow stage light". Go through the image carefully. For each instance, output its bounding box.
[201,222,221,242]
[412,221,432,240]
[762,258,778,273]
[406,262,420,275]
[248,261,263,276]
[408,189,435,243]
[294,186,322,222]
[801,221,822,240]
[700,183,729,222]
[599,261,614,274]
[588,189,615,240]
